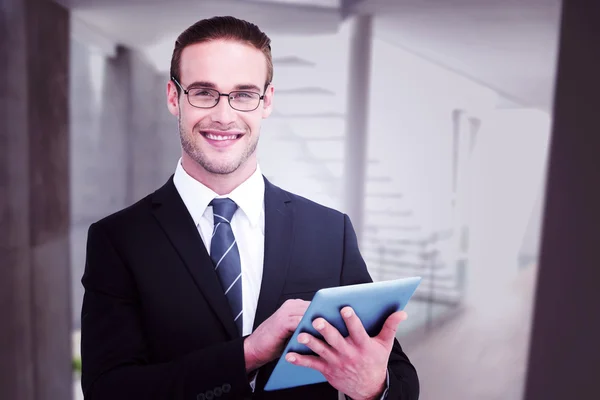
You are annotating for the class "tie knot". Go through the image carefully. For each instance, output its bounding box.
[210,198,238,223]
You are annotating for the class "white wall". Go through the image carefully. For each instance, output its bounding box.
[467,109,551,303]
[256,21,552,316]
[366,35,497,235]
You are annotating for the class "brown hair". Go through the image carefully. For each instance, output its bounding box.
[170,16,273,95]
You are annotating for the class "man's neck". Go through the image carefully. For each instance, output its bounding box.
[181,153,257,195]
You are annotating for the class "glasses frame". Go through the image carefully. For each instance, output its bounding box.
[171,76,266,112]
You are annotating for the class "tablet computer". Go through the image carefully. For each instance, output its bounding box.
[263,276,422,391]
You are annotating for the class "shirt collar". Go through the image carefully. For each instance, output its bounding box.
[173,158,264,227]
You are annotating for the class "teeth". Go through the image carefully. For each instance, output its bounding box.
[206,133,237,141]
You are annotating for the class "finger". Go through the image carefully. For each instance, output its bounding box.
[280,302,310,334]
[376,311,407,345]
[298,333,335,361]
[286,352,327,373]
[282,299,310,315]
[313,317,346,351]
[285,315,303,332]
[341,307,370,347]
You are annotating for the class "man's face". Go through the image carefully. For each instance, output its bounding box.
[167,39,274,175]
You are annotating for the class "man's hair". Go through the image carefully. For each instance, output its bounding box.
[170,16,273,95]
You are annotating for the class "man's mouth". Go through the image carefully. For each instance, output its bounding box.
[201,131,244,141]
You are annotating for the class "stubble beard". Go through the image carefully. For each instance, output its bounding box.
[178,113,259,175]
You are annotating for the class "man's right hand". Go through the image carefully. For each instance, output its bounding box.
[243,299,309,372]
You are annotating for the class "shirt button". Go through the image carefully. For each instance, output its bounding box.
[222,383,231,393]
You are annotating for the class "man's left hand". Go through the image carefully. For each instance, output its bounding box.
[285,307,407,400]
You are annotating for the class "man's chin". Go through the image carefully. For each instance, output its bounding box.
[197,159,243,175]
[206,166,239,175]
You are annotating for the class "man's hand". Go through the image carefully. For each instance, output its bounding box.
[244,299,309,372]
[285,307,407,400]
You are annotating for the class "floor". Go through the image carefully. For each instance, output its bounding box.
[401,264,538,400]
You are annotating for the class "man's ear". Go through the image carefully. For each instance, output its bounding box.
[262,84,274,119]
[167,80,180,116]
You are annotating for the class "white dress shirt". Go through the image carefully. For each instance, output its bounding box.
[173,159,265,336]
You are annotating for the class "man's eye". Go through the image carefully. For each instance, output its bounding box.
[190,89,214,97]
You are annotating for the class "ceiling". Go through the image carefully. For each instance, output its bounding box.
[362,0,562,110]
[60,0,562,111]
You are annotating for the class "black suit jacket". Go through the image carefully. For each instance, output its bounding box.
[80,176,419,399]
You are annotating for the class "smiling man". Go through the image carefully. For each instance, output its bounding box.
[80,16,419,400]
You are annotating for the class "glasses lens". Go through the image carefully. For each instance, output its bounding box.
[229,91,261,111]
[187,88,219,108]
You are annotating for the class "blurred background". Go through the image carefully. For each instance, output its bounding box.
[6,0,593,399]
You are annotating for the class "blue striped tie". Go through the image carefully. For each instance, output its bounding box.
[210,198,243,335]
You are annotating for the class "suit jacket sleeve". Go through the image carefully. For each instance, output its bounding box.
[340,214,420,400]
[80,222,252,400]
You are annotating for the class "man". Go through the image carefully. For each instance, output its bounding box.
[80,16,419,400]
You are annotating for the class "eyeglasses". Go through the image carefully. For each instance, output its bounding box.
[172,77,265,112]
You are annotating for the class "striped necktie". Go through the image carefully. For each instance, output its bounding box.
[210,198,243,335]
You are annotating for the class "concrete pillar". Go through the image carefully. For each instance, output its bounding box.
[69,41,130,330]
[68,42,178,329]
[524,0,600,399]
[451,110,480,292]
[451,110,471,241]
[0,0,72,398]
[127,48,176,204]
[69,42,177,328]
[343,15,373,245]
[70,41,129,226]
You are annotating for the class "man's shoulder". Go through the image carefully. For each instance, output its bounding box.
[275,184,346,221]
[91,178,172,232]
[92,193,153,232]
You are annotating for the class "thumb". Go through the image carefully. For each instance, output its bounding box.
[376,310,407,346]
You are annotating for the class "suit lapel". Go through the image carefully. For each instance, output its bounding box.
[253,177,294,330]
[151,177,238,339]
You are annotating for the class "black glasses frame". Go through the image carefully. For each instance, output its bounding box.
[171,77,265,112]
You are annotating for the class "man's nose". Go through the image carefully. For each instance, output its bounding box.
[210,95,237,125]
